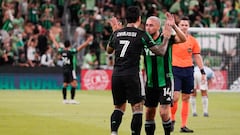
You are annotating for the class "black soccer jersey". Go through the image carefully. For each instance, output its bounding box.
[108,27,156,76]
[58,48,77,72]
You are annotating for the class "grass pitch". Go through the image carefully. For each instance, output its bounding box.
[0,90,239,135]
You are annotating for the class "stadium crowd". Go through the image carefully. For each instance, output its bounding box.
[0,0,240,68]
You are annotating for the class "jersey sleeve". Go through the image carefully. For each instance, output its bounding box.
[58,48,63,53]
[71,48,77,54]
[191,36,201,54]
[108,32,117,49]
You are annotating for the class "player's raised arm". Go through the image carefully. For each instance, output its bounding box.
[106,17,123,54]
[108,17,123,32]
[165,12,186,43]
[173,24,186,43]
[149,18,172,56]
[76,34,93,52]
[106,35,114,54]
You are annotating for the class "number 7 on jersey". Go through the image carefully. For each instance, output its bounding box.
[119,40,130,57]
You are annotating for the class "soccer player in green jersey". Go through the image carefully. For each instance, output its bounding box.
[144,16,186,135]
[52,34,93,104]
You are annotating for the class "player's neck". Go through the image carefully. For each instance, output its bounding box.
[153,31,160,40]
[126,23,138,28]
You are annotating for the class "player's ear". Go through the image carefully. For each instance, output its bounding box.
[136,16,141,27]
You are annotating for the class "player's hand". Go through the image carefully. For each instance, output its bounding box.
[108,17,122,32]
[165,12,175,27]
[162,20,172,39]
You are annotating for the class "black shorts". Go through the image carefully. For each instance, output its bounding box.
[111,74,144,105]
[172,66,194,94]
[63,70,77,83]
[145,81,173,107]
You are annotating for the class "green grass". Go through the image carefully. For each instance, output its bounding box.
[0,90,239,135]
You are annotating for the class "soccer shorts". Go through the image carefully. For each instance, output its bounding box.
[145,80,173,107]
[172,66,194,94]
[63,70,77,83]
[111,74,144,105]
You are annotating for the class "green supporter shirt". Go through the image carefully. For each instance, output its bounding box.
[40,4,55,15]
[2,19,13,32]
[28,7,39,24]
[57,0,64,6]
[41,14,53,30]
[144,35,174,88]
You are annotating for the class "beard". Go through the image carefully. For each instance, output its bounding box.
[150,32,158,39]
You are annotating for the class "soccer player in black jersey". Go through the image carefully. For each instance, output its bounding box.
[52,35,93,104]
[107,6,172,135]
[144,16,186,135]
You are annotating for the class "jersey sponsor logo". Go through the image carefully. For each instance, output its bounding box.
[144,48,155,56]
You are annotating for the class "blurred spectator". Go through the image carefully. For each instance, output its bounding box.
[77,4,87,25]
[96,0,105,14]
[49,20,63,43]
[147,4,159,17]
[27,1,39,25]
[169,0,181,14]
[11,24,24,54]
[2,4,15,32]
[40,8,54,30]
[203,0,219,27]
[222,0,233,26]
[0,42,16,65]
[162,0,174,11]
[56,0,65,20]
[68,0,81,25]
[73,21,87,68]
[17,49,29,67]
[40,0,56,17]
[113,0,125,19]
[40,46,55,67]
[26,36,40,67]
[225,3,238,28]
[20,0,28,19]
[82,46,98,69]
[36,24,48,56]
[56,52,63,67]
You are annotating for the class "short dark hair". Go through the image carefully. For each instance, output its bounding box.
[180,16,190,21]
[177,16,190,25]
[64,40,71,48]
[126,6,141,23]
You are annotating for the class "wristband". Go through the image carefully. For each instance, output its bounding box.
[200,69,206,75]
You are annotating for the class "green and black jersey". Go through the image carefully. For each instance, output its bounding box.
[58,48,77,73]
[144,35,175,88]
